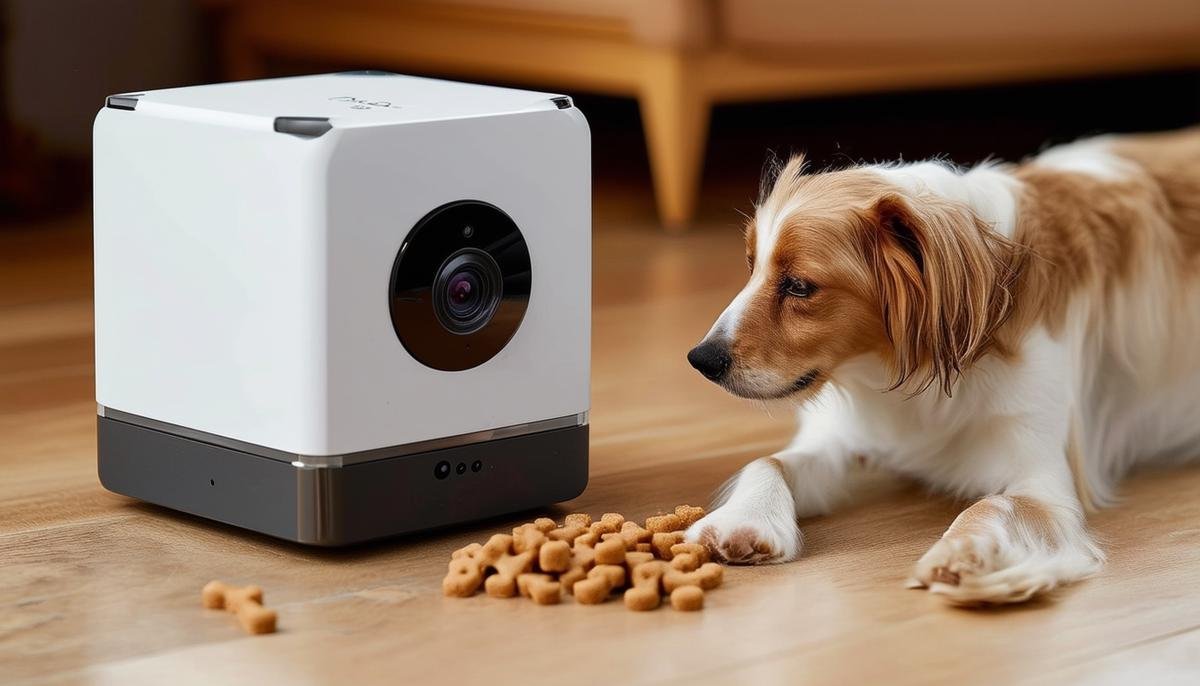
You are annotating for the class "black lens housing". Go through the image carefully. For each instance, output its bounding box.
[389,201,531,371]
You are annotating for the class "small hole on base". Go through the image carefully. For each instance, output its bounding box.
[209,479,215,486]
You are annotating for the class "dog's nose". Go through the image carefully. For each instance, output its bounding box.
[687,340,732,381]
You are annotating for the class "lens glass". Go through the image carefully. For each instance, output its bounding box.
[433,249,502,334]
[447,271,480,316]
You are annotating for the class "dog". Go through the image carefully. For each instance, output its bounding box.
[683,128,1200,605]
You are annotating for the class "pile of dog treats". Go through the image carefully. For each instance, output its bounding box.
[442,505,723,611]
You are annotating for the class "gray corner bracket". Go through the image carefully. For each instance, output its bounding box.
[274,116,332,137]
[106,94,144,111]
[551,97,573,110]
[337,69,396,76]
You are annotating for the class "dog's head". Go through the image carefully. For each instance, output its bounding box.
[688,155,1019,400]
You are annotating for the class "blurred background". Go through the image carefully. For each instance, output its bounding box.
[2,0,1198,229]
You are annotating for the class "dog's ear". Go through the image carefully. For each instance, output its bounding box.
[758,152,807,207]
[868,193,1020,396]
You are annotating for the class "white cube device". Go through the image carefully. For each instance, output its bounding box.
[94,72,590,545]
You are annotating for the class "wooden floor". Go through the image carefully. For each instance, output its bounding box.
[3,188,1200,686]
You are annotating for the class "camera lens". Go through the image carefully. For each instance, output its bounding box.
[434,461,451,480]
[447,271,480,316]
[433,249,502,335]
[471,460,482,473]
[456,462,467,475]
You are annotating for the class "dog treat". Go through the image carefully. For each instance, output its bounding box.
[202,581,276,635]
[588,564,626,589]
[631,560,669,588]
[517,573,553,598]
[645,513,683,534]
[564,513,592,528]
[670,542,711,564]
[202,580,230,609]
[484,550,535,598]
[201,580,262,611]
[573,576,613,605]
[624,551,655,570]
[236,601,278,634]
[444,557,485,597]
[620,521,652,547]
[483,533,514,557]
[590,513,625,536]
[589,522,611,537]
[512,525,548,554]
[571,543,596,570]
[443,533,513,597]
[594,537,627,565]
[624,560,669,611]
[652,532,685,560]
[441,507,726,612]
[670,585,704,611]
[547,525,587,544]
[675,505,706,528]
[663,562,724,592]
[602,525,648,551]
[671,553,700,572]
[561,545,596,593]
[224,585,264,613]
[602,513,625,527]
[451,542,484,560]
[518,573,562,605]
[457,533,511,559]
[697,562,724,589]
[529,578,562,605]
[560,566,588,593]
[623,584,661,611]
[539,540,572,573]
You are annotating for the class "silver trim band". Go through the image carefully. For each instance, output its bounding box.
[98,406,588,468]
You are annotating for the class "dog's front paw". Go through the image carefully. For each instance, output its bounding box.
[685,506,802,565]
[908,496,1103,605]
[908,531,1099,606]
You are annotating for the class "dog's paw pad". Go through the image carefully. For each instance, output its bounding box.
[687,512,800,565]
[929,566,961,586]
[719,527,772,562]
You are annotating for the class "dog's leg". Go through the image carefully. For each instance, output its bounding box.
[909,456,1104,605]
[684,451,847,564]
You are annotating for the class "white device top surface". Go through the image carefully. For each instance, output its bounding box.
[126,73,566,128]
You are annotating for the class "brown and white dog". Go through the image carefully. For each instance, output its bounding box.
[684,128,1200,604]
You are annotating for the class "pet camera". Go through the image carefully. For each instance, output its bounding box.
[93,72,590,545]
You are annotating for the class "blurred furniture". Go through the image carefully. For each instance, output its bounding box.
[0,10,52,219]
[209,0,1200,229]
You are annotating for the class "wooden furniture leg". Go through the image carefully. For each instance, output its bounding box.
[638,52,711,233]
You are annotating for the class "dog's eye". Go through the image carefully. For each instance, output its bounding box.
[782,277,816,298]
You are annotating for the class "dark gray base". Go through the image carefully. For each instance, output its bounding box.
[97,416,588,546]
